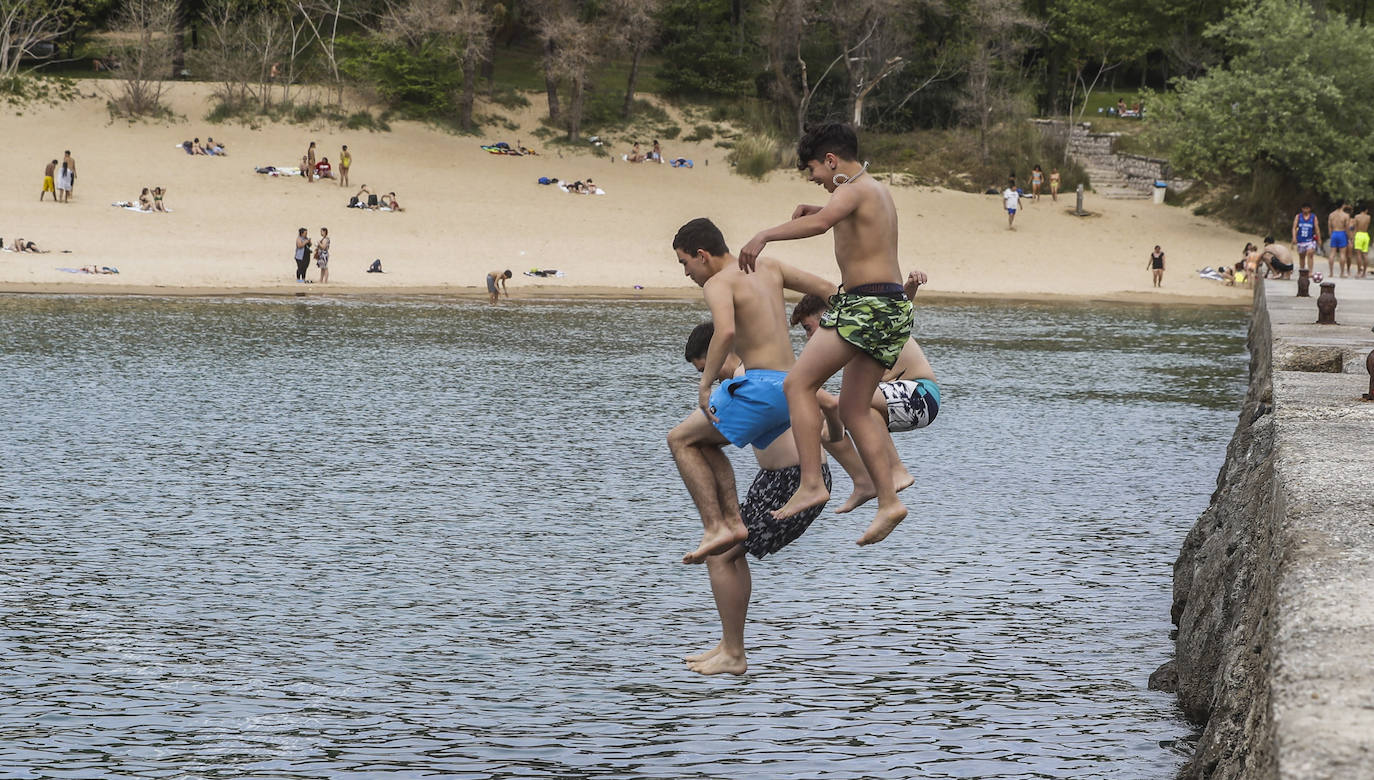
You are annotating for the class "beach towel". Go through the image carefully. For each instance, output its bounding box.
[537,177,558,185]
[557,183,606,195]
[255,165,303,177]
[481,143,523,156]
[669,158,694,168]
[523,269,566,278]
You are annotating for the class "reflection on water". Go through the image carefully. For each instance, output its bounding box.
[0,295,1247,778]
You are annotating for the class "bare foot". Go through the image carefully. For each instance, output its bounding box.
[835,482,875,514]
[857,501,908,546]
[687,650,747,676]
[895,471,915,494]
[685,642,723,664]
[682,523,748,564]
[771,483,830,520]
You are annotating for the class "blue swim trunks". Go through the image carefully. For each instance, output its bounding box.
[707,368,790,449]
[1331,230,1349,249]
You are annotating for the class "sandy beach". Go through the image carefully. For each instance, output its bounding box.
[1,82,1252,305]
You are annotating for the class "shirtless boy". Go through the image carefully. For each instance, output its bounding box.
[1328,203,1352,278]
[486,269,511,302]
[682,321,832,676]
[789,269,938,514]
[1261,235,1295,279]
[668,217,837,565]
[41,159,57,202]
[737,122,912,545]
[1293,203,1320,273]
[1353,205,1371,278]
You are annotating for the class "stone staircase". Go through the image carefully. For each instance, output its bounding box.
[1034,119,1188,200]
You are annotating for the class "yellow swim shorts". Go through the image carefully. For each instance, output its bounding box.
[42,176,54,193]
[1356,231,1370,253]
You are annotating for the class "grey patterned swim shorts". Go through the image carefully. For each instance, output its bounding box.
[741,464,832,559]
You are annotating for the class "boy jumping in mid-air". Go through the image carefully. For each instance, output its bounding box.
[667,217,837,564]
[790,269,939,514]
[737,122,913,545]
[681,322,831,676]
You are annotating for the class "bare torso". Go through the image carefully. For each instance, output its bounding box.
[1354,213,1371,233]
[832,174,902,289]
[1330,209,1351,233]
[704,257,796,372]
[1265,243,1295,264]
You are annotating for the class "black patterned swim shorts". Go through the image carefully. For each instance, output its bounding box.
[741,464,832,559]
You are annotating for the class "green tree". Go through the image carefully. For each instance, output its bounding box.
[1163,0,1374,202]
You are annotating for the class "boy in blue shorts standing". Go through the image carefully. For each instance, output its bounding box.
[667,218,837,565]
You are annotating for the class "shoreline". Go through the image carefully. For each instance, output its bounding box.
[0,281,1254,308]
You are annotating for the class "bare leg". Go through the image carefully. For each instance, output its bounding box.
[772,329,857,520]
[838,358,908,545]
[832,406,912,513]
[687,546,749,675]
[668,411,747,564]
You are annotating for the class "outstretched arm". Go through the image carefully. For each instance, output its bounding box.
[775,259,839,300]
[737,186,862,272]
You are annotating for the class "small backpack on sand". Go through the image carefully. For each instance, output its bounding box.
[367,259,383,273]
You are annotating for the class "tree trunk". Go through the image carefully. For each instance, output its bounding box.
[461,54,477,130]
[852,93,865,128]
[622,46,642,119]
[731,0,744,57]
[172,0,186,78]
[568,75,584,142]
[543,38,560,122]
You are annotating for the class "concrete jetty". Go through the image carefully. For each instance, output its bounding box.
[1160,278,1374,779]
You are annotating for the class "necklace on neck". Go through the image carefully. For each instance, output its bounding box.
[833,160,870,186]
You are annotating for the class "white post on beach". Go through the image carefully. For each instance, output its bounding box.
[1075,184,1085,216]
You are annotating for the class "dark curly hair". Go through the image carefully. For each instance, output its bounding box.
[796,122,859,170]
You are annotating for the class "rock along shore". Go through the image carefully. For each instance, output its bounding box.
[1158,278,1374,779]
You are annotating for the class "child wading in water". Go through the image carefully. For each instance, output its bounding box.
[738,123,913,545]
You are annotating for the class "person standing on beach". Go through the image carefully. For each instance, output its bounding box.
[294,227,312,282]
[56,161,73,203]
[339,145,351,187]
[1031,165,1043,201]
[1327,203,1351,278]
[486,269,511,302]
[1149,245,1165,287]
[1353,205,1371,278]
[736,122,913,545]
[1049,168,1061,201]
[1292,203,1320,274]
[306,141,317,182]
[680,321,832,676]
[1002,178,1021,229]
[63,151,76,199]
[41,159,57,202]
[670,217,838,565]
[316,227,331,284]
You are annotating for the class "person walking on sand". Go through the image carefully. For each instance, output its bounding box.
[294,227,312,282]
[1293,203,1320,274]
[486,269,511,302]
[1353,205,1371,278]
[56,161,73,203]
[1149,245,1165,287]
[736,122,913,546]
[680,321,833,677]
[316,227,331,283]
[1031,165,1043,201]
[670,217,838,565]
[339,145,351,187]
[1049,168,1061,201]
[63,151,76,199]
[1328,203,1352,278]
[1002,178,1021,229]
[41,159,57,202]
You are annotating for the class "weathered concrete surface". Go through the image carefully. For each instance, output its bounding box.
[1166,279,1374,779]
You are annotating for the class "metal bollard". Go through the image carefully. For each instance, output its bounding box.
[1364,349,1374,401]
[1316,282,1337,324]
[1075,184,1085,216]
[1297,268,1311,297]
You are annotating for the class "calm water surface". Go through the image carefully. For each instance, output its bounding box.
[0,295,1249,779]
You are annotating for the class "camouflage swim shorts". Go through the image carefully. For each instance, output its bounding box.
[820,289,914,368]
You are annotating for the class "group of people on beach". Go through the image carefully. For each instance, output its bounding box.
[39,151,77,204]
[293,226,331,283]
[1236,202,1373,286]
[181,137,227,156]
[666,123,940,676]
[347,185,403,211]
[626,140,664,163]
[303,141,351,186]
[999,166,1062,229]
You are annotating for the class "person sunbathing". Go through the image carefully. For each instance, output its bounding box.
[205,137,226,156]
[152,186,168,212]
[13,238,49,253]
[191,138,206,155]
[137,187,153,211]
[384,192,403,211]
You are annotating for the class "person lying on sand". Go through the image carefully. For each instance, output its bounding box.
[12,238,50,253]
[205,137,226,156]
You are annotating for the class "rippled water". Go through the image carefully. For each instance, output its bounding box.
[0,295,1248,779]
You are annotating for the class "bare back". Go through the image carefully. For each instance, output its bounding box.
[1330,208,1351,232]
[832,175,902,289]
[1355,213,1371,233]
[704,257,796,372]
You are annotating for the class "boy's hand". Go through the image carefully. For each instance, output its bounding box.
[904,269,927,299]
[738,233,767,273]
[699,385,718,423]
[791,204,823,219]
